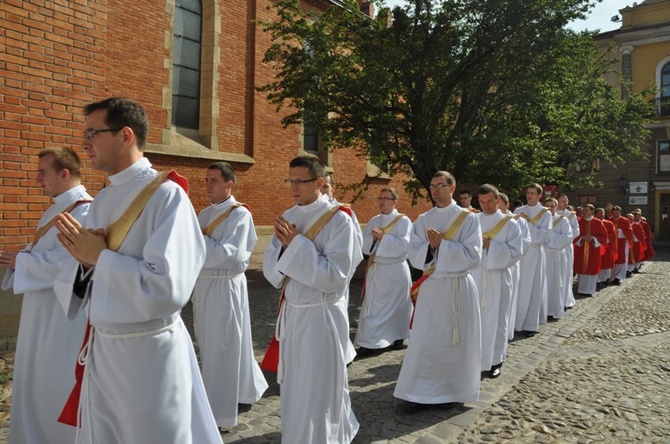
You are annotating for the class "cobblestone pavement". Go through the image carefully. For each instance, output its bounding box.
[1,249,669,443]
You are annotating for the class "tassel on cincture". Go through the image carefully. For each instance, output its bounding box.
[452,325,460,345]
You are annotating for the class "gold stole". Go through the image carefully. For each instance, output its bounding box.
[105,172,170,252]
[483,215,512,239]
[528,207,549,225]
[201,202,246,237]
[581,218,591,274]
[361,213,405,299]
[58,171,176,427]
[410,209,470,302]
[552,215,565,228]
[29,199,92,252]
[260,205,348,373]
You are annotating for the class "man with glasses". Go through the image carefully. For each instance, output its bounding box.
[394,171,482,406]
[354,188,413,357]
[192,161,268,430]
[263,155,362,443]
[53,98,221,443]
[0,147,91,444]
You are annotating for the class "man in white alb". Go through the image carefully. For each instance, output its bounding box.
[514,183,551,336]
[53,98,221,443]
[543,198,573,320]
[354,187,413,356]
[394,171,482,405]
[0,147,92,444]
[471,184,522,379]
[263,155,361,443]
[556,193,579,308]
[193,161,268,429]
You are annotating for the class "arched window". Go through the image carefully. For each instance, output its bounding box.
[661,62,670,98]
[172,0,202,129]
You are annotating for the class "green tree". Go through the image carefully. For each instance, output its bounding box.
[260,0,653,201]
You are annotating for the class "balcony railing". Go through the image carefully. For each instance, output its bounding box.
[656,96,670,116]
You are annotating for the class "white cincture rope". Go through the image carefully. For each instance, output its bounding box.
[480,270,492,312]
[361,263,378,318]
[75,324,93,444]
[451,278,463,345]
[197,272,244,280]
[95,320,178,340]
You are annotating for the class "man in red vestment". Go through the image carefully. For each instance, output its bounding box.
[595,208,617,288]
[635,210,655,263]
[608,206,633,285]
[628,212,647,274]
[573,204,607,296]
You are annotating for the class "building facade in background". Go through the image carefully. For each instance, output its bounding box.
[574,0,670,240]
[0,0,431,342]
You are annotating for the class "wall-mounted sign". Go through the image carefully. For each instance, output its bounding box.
[629,182,647,194]
[629,196,648,205]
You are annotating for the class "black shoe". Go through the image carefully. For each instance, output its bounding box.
[522,330,538,337]
[355,347,373,359]
[609,278,621,286]
[626,271,632,278]
[393,339,405,350]
[632,269,640,274]
[490,363,502,378]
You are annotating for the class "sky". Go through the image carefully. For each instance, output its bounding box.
[567,0,636,33]
[380,1,637,33]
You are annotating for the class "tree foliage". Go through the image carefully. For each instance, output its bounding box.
[259,0,654,200]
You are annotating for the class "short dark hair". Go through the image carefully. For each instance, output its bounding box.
[612,205,622,212]
[477,184,499,198]
[499,192,509,204]
[459,190,472,197]
[84,98,149,150]
[527,183,543,195]
[208,161,236,183]
[289,155,326,179]
[432,171,455,185]
[584,204,595,212]
[38,147,82,178]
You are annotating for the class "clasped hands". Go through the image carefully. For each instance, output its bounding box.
[55,212,107,268]
[274,216,298,248]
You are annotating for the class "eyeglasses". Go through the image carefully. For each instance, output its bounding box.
[429,183,451,190]
[284,178,318,186]
[84,128,122,140]
[377,197,396,201]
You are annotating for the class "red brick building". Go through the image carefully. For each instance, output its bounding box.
[0,0,432,341]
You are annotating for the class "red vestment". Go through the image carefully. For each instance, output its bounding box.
[573,217,607,275]
[630,222,647,264]
[599,218,618,269]
[641,220,655,260]
[609,216,633,265]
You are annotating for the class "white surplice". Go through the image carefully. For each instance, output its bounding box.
[394,201,482,404]
[354,209,413,349]
[545,215,573,319]
[471,210,523,372]
[507,216,530,341]
[514,204,551,332]
[263,194,362,444]
[558,210,579,308]
[53,158,221,444]
[2,185,91,444]
[193,196,268,428]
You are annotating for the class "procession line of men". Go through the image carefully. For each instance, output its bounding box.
[0,96,655,444]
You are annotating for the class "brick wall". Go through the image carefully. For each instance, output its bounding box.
[1,1,434,341]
